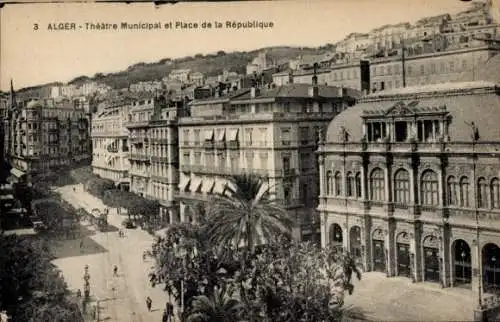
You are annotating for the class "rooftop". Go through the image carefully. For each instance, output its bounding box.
[326,81,500,143]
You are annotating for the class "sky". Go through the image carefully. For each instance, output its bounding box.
[0,0,487,91]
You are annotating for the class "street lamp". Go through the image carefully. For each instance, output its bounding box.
[83,265,91,300]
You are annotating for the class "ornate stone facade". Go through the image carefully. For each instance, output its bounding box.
[318,82,500,306]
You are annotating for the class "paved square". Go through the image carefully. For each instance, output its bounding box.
[344,272,475,321]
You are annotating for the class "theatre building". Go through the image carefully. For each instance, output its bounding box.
[317,81,500,299]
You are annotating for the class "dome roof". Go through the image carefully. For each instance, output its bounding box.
[325,81,500,143]
[26,100,42,109]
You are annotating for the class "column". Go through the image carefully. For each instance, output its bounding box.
[360,166,366,200]
[438,168,444,207]
[384,166,390,202]
[409,232,417,282]
[320,213,327,248]
[318,155,326,197]
[471,238,483,310]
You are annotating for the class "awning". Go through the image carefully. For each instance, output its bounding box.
[216,129,226,142]
[10,168,25,178]
[227,129,239,141]
[190,177,202,193]
[179,176,191,192]
[204,129,214,141]
[0,194,14,200]
[213,179,228,195]
[202,179,215,193]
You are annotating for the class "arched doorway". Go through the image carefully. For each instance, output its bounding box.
[423,235,440,283]
[453,239,471,286]
[483,243,500,293]
[396,232,411,278]
[349,226,362,258]
[329,223,343,252]
[372,229,386,272]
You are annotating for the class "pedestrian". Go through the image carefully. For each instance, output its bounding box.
[113,265,118,277]
[146,296,152,312]
[79,239,84,249]
[76,289,82,298]
[162,309,169,322]
[166,301,174,321]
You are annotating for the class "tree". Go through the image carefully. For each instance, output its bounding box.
[0,235,83,322]
[186,285,244,322]
[236,238,362,322]
[206,174,293,261]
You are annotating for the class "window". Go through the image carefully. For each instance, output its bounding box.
[182,152,190,165]
[244,128,253,146]
[420,64,425,75]
[394,121,408,142]
[334,171,342,196]
[355,172,362,198]
[284,187,292,205]
[447,176,458,206]
[449,61,455,72]
[491,178,500,209]
[282,156,290,171]
[326,171,333,195]
[394,169,410,204]
[370,168,385,201]
[346,172,354,197]
[281,128,291,146]
[420,170,439,206]
[194,130,200,145]
[299,127,309,145]
[478,177,488,208]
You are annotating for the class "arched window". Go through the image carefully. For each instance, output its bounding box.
[334,171,342,196]
[421,170,439,206]
[460,177,470,207]
[326,171,333,195]
[491,178,500,209]
[447,176,458,206]
[346,172,354,197]
[355,172,362,198]
[394,169,410,204]
[478,177,488,208]
[370,168,385,201]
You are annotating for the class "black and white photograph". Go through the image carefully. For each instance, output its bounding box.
[1,0,500,321]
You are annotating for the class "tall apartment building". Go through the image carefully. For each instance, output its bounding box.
[91,97,133,188]
[177,78,359,241]
[290,44,499,94]
[317,81,500,315]
[4,90,91,183]
[369,44,499,92]
[125,94,183,222]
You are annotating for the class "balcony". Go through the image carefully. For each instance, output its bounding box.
[203,140,214,149]
[151,175,169,184]
[179,164,270,178]
[125,121,150,129]
[151,156,169,163]
[129,153,150,162]
[227,140,239,150]
[215,141,226,149]
[151,138,170,144]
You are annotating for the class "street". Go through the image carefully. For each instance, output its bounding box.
[52,184,172,322]
[52,183,476,322]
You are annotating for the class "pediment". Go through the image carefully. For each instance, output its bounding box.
[384,101,419,116]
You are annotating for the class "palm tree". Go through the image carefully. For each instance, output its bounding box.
[186,285,244,322]
[206,174,293,261]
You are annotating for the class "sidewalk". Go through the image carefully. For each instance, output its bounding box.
[54,184,182,322]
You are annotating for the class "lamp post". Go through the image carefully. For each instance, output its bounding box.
[83,264,91,300]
